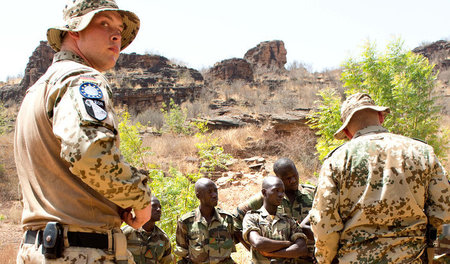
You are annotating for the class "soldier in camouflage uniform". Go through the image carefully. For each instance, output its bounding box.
[235,158,315,262]
[123,197,174,264]
[14,1,152,263]
[310,93,450,264]
[174,178,236,264]
[243,176,308,264]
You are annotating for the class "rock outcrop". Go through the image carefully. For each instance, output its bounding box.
[1,41,54,103]
[413,40,450,113]
[413,40,450,73]
[0,41,204,112]
[244,40,287,73]
[205,58,253,82]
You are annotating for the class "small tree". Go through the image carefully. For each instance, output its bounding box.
[309,39,448,160]
[118,110,151,168]
[160,98,192,135]
[149,168,200,248]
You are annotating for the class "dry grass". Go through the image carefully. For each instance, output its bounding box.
[0,133,20,201]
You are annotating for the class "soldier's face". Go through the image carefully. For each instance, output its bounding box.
[150,199,162,222]
[198,183,218,207]
[76,11,123,72]
[264,182,285,206]
[278,167,299,192]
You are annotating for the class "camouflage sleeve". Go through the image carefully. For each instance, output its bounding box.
[160,236,174,264]
[310,159,343,264]
[288,218,307,242]
[242,212,261,244]
[174,219,189,258]
[425,152,450,233]
[49,71,151,210]
[235,193,264,230]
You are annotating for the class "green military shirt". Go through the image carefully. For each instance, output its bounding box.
[122,225,174,264]
[242,207,307,264]
[235,185,315,230]
[174,207,236,264]
[235,185,315,263]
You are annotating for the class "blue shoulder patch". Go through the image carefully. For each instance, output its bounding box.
[79,82,103,99]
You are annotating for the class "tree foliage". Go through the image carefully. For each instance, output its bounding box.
[149,168,200,248]
[309,39,448,161]
[193,121,234,176]
[118,110,151,168]
[160,98,192,135]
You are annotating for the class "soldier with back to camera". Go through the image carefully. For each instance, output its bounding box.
[310,93,450,263]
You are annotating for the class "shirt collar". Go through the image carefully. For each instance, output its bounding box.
[353,125,388,139]
[194,207,222,224]
[53,50,90,66]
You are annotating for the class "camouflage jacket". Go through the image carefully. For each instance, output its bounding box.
[235,186,315,263]
[122,225,174,264]
[242,207,308,264]
[310,125,450,264]
[174,207,236,264]
[235,186,315,230]
[14,51,151,232]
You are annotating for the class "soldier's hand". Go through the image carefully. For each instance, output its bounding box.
[122,203,151,229]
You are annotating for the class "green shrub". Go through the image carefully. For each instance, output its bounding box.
[161,99,192,135]
[193,121,233,176]
[118,110,151,168]
[309,39,448,161]
[149,168,200,248]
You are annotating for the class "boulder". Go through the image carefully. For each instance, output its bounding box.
[244,40,287,72]
[205,58,253,82]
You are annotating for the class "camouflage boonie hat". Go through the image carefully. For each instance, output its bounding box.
[334,93,390,140]
[47,0,140,52]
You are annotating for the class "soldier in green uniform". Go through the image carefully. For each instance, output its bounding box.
[123,196,174,264]
[235,158,315,262]
[174,178,237,264]
[310,93,450,264]
[243,176,308,264]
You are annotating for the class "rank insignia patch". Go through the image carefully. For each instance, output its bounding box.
[79,82,103,99]
[83,98,107,121]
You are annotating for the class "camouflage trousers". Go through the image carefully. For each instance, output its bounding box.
[16,243,135,264]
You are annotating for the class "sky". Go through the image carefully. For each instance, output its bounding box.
[1,0,449,82]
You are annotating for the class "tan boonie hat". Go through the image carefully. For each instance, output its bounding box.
[47,0,140,52]
[334,93,390,140]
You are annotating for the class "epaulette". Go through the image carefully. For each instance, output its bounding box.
[300,183,316,191]
[179,210,196,222]
[323,143,345,160]
[247,210,261,214]
[217,208,233,217]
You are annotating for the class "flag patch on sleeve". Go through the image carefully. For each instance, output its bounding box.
[83,98,107,121]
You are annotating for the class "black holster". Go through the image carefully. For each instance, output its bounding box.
[42,222,64,259]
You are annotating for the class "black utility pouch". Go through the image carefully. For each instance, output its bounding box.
[42,222,64,259]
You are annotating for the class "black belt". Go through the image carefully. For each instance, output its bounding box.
[24,230,109,249]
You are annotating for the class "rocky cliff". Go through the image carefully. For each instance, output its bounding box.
[0,41,204,112]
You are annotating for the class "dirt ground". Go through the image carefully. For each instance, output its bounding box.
[0,201,22,263]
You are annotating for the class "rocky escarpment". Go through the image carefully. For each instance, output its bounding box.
[205,58,253,82]
[205,40,288,83]
[0,41,204,112]
[413,40,450,113]
[244,40,287,74]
